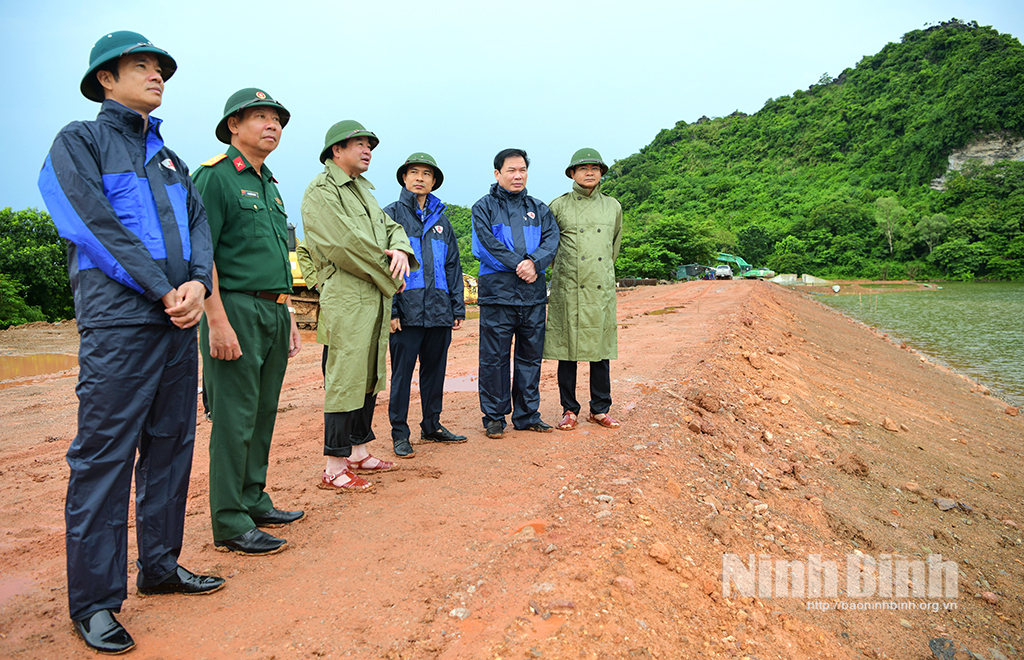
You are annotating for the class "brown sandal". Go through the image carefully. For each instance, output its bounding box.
[347,455,398,473]
[318,469,373,493]
[557,411,578,430]
[587,413,621,429]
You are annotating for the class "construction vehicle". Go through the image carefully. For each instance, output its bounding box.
[287,224,320,329]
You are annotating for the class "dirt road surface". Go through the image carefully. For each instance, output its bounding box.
[1,280,1021,659]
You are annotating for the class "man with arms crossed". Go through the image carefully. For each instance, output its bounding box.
[38,30,221,654]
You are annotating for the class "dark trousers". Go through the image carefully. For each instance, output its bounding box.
[324,393,377,458]
[557,359,612,416]
[66,325,197,621]
[478,303,546,430]
[389,325,452,441]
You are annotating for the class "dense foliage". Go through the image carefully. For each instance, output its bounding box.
[0,207,73,329]
[601,19,1024,280]
[445,203,479,278]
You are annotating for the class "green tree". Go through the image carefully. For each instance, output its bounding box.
[767,235,810,275]
[0,273,46,329]
[915,213,949,254]
[445,203,479,277]
[0,208,73,322]
[736,225,775,266]
[873,197,908,257]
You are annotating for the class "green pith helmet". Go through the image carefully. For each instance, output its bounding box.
[319,120,379,164]
[215,88,291,144]
[396,152,443,190]
[81,30,177,102]
[565,147,608,178]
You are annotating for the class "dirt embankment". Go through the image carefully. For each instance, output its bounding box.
[0,280,1021,660]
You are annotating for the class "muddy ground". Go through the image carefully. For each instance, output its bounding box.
[0,280,1021,660]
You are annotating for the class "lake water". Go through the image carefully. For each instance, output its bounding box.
[817,282,1024,407]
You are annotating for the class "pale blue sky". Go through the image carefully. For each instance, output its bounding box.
[3,0,1022,233]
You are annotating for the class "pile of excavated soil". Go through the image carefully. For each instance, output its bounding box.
[0,280,1020,660]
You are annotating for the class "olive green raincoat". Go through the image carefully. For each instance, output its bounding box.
[543,181,623,362]
[300,161,417,412]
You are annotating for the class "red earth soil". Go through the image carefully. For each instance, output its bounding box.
[0,280,1021,660]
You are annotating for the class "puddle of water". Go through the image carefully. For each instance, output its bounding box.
[0,354,78,388]
[465,308,480,319]
[646,306,678,316]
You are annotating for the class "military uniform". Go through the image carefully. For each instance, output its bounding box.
[193,145,293,542]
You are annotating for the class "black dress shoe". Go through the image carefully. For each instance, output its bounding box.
[251,508,305,528]
[421,425,468,443]
[137,564,225,596]
[73,609,135,654]
[518,420,553,433]
[214,527,287,555]
[485,420,505,439]
[393,438,416,458]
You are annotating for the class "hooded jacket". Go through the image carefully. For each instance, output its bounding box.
[38,100,213,329]
[470,183,559,306]
[384,187,465,327]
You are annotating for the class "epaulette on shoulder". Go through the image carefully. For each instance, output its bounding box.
[199,154,228,168]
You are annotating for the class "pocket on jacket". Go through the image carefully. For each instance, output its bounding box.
[236,196,269,237]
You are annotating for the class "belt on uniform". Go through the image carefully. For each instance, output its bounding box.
[229,290,289,304]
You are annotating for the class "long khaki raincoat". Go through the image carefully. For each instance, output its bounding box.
[300,161,417,412]
[543,181,623,362]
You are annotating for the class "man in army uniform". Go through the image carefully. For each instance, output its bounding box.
[193,88,303,556]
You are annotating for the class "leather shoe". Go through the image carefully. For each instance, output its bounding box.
[251,507,305,528]
[485,420,504,439]
[518,420,553,433]
[214,527,287,556]
[73,609,134,654]
[421,425,468,443]
[137,564,225,596]
[393,438,416,458]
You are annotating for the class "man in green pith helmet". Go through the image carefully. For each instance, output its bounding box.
[37,30,221,655]
[300,120,417,492]
[384,153,467,458]
[544,148,623,431]
[193,88,304,557]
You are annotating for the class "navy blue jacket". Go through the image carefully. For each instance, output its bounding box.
[38,100,213,330]
[384,188,465,327]
[471,183,559,306]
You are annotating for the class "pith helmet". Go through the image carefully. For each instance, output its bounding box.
[215,88,291,144]
[565,147,609,178]
[319,120,379,164]
[81,30,176,102]
[396,152,443,190]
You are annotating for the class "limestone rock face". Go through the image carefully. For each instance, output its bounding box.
[931,132,1024,189]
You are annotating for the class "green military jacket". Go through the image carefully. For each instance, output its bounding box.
[193,146,291,292]
[300,160,417,412]
[543,181,623,362]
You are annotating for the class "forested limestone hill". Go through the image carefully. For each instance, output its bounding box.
[602,19,1024,281]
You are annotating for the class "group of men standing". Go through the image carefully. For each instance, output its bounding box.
[37,29,623,655]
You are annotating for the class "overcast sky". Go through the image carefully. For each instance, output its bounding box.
[3,0,1022,235]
